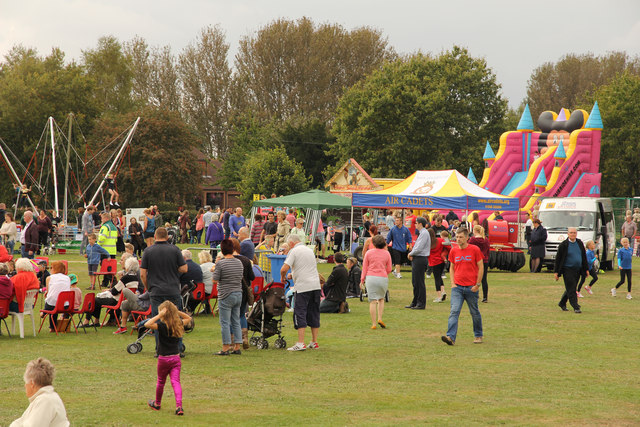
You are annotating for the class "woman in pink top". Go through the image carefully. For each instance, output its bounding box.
[360,235,392,329]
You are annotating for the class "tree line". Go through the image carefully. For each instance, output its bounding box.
[0,17,639,209]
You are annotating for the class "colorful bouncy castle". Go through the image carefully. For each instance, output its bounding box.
[472,102,603,221]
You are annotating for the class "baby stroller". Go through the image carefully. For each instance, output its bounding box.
[247,282,287,350]
[126,316,194,354]
[181,281,198,312]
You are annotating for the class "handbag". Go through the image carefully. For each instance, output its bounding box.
[242,278,254,306]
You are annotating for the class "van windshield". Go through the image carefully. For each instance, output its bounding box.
[538,211,596,231]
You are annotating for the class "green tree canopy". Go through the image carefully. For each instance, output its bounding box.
[526,52,640,123]
[89,107,202,206]
[584,72,640,196]
[330,47,507,178]
[237,146,311,204]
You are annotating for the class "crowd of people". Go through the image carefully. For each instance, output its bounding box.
[4,199,640,423]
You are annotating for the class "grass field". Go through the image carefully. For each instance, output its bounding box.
[1,246,639,426]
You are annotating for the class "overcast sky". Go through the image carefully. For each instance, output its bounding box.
[1,1,639,108]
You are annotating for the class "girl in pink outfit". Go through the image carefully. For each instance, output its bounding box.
[360,235,392,329]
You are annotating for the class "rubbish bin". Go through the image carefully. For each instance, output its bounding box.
[267,254,294,292]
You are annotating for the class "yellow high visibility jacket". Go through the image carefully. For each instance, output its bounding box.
[98,220,118,256]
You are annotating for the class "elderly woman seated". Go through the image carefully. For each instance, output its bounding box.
[9,258,40,314]
[81,257,141,328]
[10,357,69,427]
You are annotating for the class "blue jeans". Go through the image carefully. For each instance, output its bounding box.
[151,294,183,352]
[219,291,242,345]
[5,240,15,256]
[446,286,483,342]
[21,246,33,259]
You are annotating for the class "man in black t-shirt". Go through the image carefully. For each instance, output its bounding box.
[141,227,188,354]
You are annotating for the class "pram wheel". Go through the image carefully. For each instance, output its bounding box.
[250,337,259,346]
[256,339,269,350]
[136,342,143,352]
[274,338,286,349]
[127,343,140,354]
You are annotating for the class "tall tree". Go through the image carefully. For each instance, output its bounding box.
[237,146,311,204]
[82,36,134,114]
[179,25,231,157]
[234,17,395,122]
[584,72,640,196]
[0,46,99,201]
[526,52,640,123]
[330,47,507,178]
[125,37,181,112]
[89,107,202,206]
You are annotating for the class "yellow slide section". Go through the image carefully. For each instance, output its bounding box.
[507,145,557,196]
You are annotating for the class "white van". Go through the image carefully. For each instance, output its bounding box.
[538,197,616,270]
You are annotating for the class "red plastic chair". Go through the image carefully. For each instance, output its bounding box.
[0,298,12,337]
[74,293,97,334]
[38,291,77,335]
[101,292,125,327]
[94,259,118,287]
[129,306,152,335]
[209,283,218,318]
[190,282,207,315]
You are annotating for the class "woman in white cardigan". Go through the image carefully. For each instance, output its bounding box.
[11,357,69,427]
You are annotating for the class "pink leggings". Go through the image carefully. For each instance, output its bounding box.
[156,355,182,407]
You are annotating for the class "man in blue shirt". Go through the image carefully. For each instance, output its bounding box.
[407,217,431,309]
[554,227,588,313]
[229,207,245,239]
[386,216,412,279]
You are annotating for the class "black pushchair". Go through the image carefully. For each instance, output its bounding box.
[247,282,287,350]
[126,316,194,354]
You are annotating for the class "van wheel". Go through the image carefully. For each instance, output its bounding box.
[354,246,363,263]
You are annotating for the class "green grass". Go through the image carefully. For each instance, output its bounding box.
[1,246,639,426]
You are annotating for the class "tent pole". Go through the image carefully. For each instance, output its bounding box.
[349,205,354,254]
[49,117,60,219]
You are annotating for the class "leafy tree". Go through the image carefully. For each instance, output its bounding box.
[237,146,311,204]
[82,36,135,114]
[277,117,335,188]
[125,37,182,112]
[234,17,395,122]
[526,52,640,123]
[89,107,202,206]
[0,46,99,201]
[215,112,278,190]
[330,47,507,178]
[584,72,640,196]
[179,25,231,157]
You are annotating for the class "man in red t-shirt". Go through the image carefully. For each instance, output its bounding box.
[441,227,484,345]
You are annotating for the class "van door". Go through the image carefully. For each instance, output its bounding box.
[597,202,615,270]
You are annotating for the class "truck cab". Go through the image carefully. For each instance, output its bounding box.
[538,197,616,270]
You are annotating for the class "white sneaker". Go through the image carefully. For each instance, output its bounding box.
[441,274,447,279]
[307,342,319,349]
[611,288,617,297]
[392,272,398,278]
[396,273,402,279]
[433,297,441,303]
[577,292,584,298]
[626,294,633,300]
[287,342,306,351]
[585,286,593,295]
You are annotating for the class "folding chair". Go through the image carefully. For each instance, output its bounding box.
[190,282,207,315]
[74,293,97,334]
[9,288,38,338]
[129,305,152,335]
[38,291,77,335]
[101,292,125,327]
[0,298,12,337]
[94,259,118,287]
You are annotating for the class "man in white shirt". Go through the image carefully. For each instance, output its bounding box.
[202,205,213,230]
[407,217,431,310]
[281,234,321,351]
